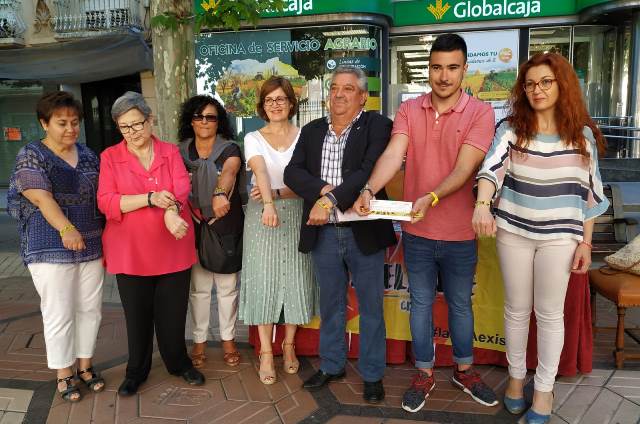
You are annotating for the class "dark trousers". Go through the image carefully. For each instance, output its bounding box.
[311,226,386,382]
[116,269,193,381]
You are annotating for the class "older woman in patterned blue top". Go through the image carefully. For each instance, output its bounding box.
[7,92,105,403]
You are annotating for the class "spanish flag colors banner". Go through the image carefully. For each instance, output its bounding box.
[304,235,507,353]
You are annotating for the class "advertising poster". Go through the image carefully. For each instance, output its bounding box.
[460,29,519,123]
[196,25,382,137]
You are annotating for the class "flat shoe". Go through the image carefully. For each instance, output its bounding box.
[363,380,385,404]
[504,395,526,414]
[118,378,141,396]
[182,368,205,386]
[303,369,345,391]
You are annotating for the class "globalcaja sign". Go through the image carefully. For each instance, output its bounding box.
[193,0,615,26]
[393,0,576,26]
[194,0,393,19]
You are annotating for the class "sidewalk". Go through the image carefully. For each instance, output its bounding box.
[0,223,639,422]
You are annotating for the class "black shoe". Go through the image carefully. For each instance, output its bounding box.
[118,378,141,396]
[363,380,385,404]
[182,367,205,386]
[302,369,345,391]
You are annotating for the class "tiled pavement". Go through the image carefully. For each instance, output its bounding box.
[1,240,640,422]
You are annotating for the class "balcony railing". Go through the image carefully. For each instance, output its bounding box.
[0,0,26,41]
[52,0,143,37]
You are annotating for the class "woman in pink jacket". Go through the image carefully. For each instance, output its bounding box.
[97,92,204,396]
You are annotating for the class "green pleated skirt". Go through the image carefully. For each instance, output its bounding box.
[239,198,317,325]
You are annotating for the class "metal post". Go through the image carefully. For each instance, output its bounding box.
[628,11,640,157]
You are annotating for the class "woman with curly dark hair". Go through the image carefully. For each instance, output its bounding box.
[473,53,609,423]
[178,95,245,369]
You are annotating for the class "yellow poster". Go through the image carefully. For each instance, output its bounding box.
[304,236,507,353]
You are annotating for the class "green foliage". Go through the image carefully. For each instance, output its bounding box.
[151,0,285,33]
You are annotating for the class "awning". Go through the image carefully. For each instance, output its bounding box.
[0,32,152,84]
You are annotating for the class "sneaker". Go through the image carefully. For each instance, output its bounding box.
[401,372,436,413]
[451,367,499,407]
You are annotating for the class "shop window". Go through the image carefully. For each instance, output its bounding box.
[196,24,382,142]
[0,81,44,187]
[389,30,520,122]
[529,27,571,60]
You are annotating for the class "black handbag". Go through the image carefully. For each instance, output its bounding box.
[195,218,242,274]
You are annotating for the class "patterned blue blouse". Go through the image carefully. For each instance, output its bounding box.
[7,141,104,264]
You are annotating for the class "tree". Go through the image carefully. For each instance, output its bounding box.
[150,0,284,141]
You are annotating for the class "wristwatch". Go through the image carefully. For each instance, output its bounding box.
[360,182,374,197]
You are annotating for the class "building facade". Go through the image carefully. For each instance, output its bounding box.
[194,0,640,161]
[0,0,153,186]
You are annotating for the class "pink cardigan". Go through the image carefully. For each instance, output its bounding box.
[97,137,196,276]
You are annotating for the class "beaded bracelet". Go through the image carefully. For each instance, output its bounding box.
[59,223,76,238]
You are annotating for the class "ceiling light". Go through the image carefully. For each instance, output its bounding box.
[406,61,429,66]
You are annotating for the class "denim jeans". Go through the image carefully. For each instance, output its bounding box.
[311,225,386,382]
[402,232,477,369]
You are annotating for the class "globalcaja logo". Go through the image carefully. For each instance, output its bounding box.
[426,0,543,21]
[427,0,451,20]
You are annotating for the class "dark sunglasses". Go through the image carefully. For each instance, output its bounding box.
[192,114,218,123]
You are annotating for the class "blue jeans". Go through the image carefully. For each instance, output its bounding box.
[402,232,477,369]
[311,225,386,382]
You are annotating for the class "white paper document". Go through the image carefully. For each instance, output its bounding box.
[336,200,414,222]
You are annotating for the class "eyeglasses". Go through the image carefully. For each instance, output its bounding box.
[523,78,557,93]
[264,96,288,107]
[192,114,218,123]
[118,120,146,134]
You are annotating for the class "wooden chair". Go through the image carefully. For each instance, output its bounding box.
[590,183,640,368]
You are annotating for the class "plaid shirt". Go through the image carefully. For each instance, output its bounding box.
[321,109,363,222]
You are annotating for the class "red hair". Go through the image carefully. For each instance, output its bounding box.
[508,53,605,157]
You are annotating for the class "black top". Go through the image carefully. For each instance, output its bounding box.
[188,142,244,235]
[284,111,396,254]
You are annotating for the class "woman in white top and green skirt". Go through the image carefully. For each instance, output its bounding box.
[240,76,316,385]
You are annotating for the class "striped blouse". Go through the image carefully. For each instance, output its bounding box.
[477,122,609,241]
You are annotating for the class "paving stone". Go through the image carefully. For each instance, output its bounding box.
[327,416,384,424]
[610,399,640,424]
[578,369,614,386]
[139,382,222,420]
[555,385,601,423]
[0,388,33,413]
[91,390,118,424]
[0,411,24,424]
[581,389,625,424]
[274,388,317,424]
[190,400,281,424]
[445,399,501,415]
[114,391,138,424]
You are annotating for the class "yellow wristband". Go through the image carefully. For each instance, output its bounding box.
[263,200,274,205]
[59,223,76,237]
[475,200,492,207]
[213,186,226,195]
[315,199,333,210]
[429,191,439,207]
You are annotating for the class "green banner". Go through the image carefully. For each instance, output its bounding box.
[576,0,613,11]
[393,0,576,26]
[195,0,392,19]
[194,0,618,27]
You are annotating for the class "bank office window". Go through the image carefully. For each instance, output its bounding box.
[390,30,520,123]
[0,81,45,186]
[195,24,383,141]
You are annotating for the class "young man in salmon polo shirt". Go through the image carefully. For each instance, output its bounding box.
[353,33,498,412]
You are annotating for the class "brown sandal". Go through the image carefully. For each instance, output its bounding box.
[281,341,300,374]
[222,340,241,367]
[191,342,207,368]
